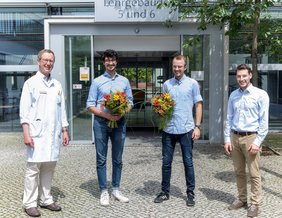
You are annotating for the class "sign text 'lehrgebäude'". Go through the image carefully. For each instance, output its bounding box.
[95,0,178,22]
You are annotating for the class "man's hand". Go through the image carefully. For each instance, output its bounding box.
[24,133,34,148]
[224,143,233,156]
[192,128,200,140]
[248,144,261,155]
[62,131,69,146]
[22,123,34,148]
[106,113,122,121]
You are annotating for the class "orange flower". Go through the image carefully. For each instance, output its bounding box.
[151,92,175,130]
[102,90,131,128]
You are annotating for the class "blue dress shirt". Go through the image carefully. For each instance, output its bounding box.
[224,84,269,146]
[86,72,133,112]
[163,75,203,134]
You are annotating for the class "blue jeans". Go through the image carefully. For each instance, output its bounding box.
[93,116,126,191]
[161,130,195,196]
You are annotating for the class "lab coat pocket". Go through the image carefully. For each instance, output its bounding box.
[30,119,43,137]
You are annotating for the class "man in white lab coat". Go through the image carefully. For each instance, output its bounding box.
[20,49,69,217]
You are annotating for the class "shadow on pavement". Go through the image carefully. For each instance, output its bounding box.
[79,179,100,199]
[199,188,235,204]
[135,180,187,201]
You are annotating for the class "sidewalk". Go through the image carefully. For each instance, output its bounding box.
[0,132,281,217]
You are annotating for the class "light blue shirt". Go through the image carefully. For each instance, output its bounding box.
[163,75,203,134]
[224,84,269,146]
[86,71,133,111]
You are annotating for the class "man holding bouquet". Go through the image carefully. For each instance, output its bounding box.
[154,55,203,207]
[86,49,133,206]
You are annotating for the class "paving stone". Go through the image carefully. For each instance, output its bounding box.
[0,132,281,217]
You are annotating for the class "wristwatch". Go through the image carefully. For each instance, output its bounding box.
[195,125,201,130]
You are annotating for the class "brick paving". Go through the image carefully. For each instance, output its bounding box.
[0,132,281,217]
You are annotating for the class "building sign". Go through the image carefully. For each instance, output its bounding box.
[73,84,82,89]
[191,71,204,81]
[95,0,178,22]
[79,67,90,81]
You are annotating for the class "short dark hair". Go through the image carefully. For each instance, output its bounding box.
[236,64,252,74]
[101,49,118,62]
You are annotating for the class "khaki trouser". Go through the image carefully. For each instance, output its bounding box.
[23,161,56,209]
[231,133,261,205]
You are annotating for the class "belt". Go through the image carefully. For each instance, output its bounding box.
[232,130,257,136]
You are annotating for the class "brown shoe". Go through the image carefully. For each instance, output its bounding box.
[247,204,259,217]
[228,199,247,210]
[25,207,41,217]
[40,203,61,211]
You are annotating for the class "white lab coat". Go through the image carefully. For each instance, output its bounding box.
[20,71,68,162]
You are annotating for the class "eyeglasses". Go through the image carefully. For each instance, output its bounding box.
[104,58,117,63]
[41,59,54,64]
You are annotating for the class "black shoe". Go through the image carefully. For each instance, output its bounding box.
[40,203,61,211]
[24,207,41,217]
[154,192,169,203]
[186,193,195,207]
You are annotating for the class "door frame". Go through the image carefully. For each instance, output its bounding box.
[44,17,228,144]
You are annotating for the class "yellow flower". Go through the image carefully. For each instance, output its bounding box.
[151,92,175,130]
[102,90,131,128]
[163,93,170,100]
[113,94,120,101]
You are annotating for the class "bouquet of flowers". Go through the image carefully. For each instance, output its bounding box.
[151,92,175,130]
[101,90,131,128]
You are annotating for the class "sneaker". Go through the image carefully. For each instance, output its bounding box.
[100,191,110,206]
[154,192,169,203]
[112,190,129,203]
[228,199,247,210]
[247,204,259,217]
[186,193,195,207]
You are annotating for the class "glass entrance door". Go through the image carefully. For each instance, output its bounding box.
[65,36,93,142]
[118,57,169,127]
[64,36,172,141]
[64,35,209,141]
[91,55,171,128]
